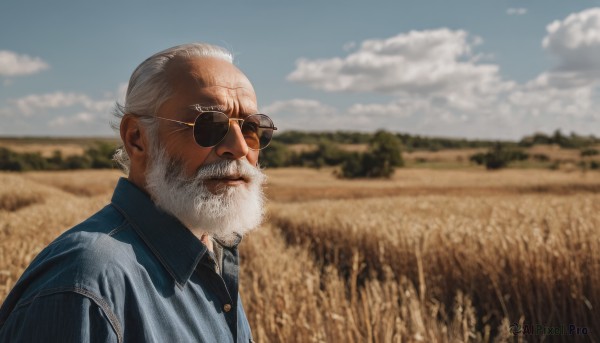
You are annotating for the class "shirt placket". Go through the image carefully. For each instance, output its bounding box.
[198,247,240,341]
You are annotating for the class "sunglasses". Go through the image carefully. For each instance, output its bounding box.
[139,111,277,150]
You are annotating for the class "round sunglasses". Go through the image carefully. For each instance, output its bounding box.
[138,111,277,150]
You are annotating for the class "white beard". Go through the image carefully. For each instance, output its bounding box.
[145,146,266,245]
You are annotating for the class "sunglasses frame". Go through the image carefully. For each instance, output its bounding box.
[137,111,277,150]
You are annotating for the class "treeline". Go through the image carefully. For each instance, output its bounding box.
[276,129,599,151]
[260,131,404,178]
[0,142,117,171]
[1,130,598,176]
[276,130,512,151]
[518,130,600,149]
[469,145,599,170]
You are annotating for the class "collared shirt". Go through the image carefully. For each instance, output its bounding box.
[0,178,253,343]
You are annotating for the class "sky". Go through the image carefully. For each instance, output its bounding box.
[1,0,600,140]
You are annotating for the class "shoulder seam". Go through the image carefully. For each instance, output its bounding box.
[108,218,129,236]
[13,287,123,343]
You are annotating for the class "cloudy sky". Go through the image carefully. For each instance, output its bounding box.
[1,0,600,139]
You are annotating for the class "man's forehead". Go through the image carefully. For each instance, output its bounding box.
[166,56,252,89]
[192,85,257,111]
[164,56,258,114]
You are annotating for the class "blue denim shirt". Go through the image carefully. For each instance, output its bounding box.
[0,178,253,342]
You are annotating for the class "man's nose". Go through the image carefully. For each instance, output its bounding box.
[214,119,249,159]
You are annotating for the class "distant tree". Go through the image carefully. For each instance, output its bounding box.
[46,150,64,170]
[469,143,529,170]
[85,142,117,168]
[259,141,292,167]
[63,155,92,169]
[581,148,599,157]
[293,141,352,168]
[339,152,364,178]
[339,130,404,178]
[0,147,25,171]
[532,153,550,162]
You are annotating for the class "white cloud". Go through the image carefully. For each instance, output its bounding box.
[348,100,412,118]
[287,28,513,108]
[262,98,337,116]
[0,83,124,135]
[283,15,600,139]
[0,50,49,76]
[507,8,527,16]
[261,99,342,131]
[508,7,600,128]
[11,92,91,116]
[542,8,600,78]
[6,91,116,117]
[48,112,97,128]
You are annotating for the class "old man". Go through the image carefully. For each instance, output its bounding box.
[0,43,276,342]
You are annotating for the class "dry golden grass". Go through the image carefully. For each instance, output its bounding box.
[0,137,119,157]
[0,167,598,342]
[23,170,121,196]
[0,173,110,300]
[404,148,486,164]
[265,167,600,201]
[0,143,85,157]
[268,194,600,340]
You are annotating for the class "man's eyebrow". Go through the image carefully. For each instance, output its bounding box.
[188,104,228,112]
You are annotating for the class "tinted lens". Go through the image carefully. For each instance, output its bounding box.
[242,114,274,150]
[193,111,229,147]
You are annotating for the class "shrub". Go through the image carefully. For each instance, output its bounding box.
[339,152,364,178]
[0,148,49,171]
[85,142,117,169]
[292,141,353,168]
[259,141,293,168]
[339,130,403,178]
[469,143,529,170]
[581,148,599,157]
[63,155,92,169]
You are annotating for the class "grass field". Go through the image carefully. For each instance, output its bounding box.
[1,167,599,342]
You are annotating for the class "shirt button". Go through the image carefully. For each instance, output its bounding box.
[223,304,232,312]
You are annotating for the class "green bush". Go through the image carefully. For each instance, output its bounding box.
[259,141,293,168]
[469,143,529,170]
[85,142,117,168]
[292,141,353,168]
[339,130,403,179]
[63,155,92,169]
[0,142,119,171]
[0,148,49,171]
[581,148,599,157]
[532,153,550,162]
[0,147,26,171]
[339,152,364,178]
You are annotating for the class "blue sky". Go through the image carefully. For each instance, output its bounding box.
[1,0,600,139]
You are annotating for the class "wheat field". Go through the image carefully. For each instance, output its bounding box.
[0,168,599,342]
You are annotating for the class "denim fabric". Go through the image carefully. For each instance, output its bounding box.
[0,178,253,343]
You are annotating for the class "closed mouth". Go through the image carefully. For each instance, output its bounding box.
[209,175,248,182]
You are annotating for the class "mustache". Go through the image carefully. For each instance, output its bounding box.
[194,159,266,184]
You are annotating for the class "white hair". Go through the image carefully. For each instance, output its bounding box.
[112,43,234,174]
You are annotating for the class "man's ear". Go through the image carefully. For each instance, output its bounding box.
[120,115,148,159]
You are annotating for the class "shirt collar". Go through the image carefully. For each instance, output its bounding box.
[110,177,207,288]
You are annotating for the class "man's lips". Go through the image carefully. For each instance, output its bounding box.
[206,175,249,184]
